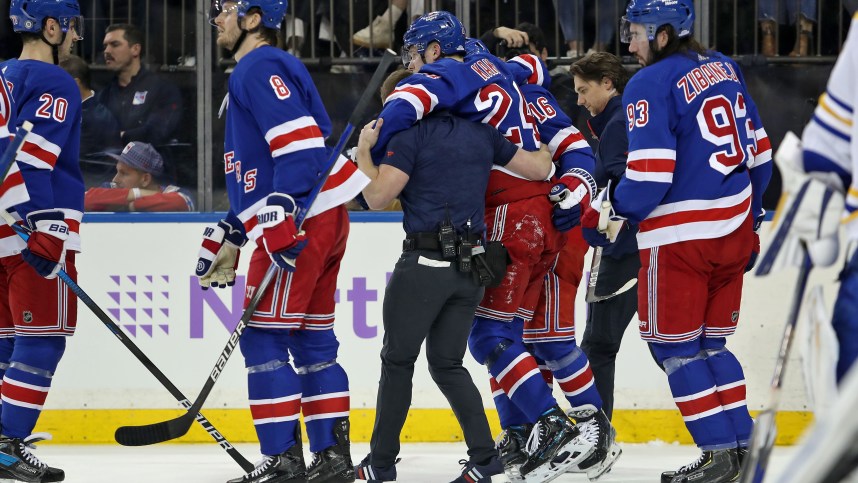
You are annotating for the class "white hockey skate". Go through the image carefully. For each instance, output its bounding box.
[519,406,595,483]
[565,406,622,480]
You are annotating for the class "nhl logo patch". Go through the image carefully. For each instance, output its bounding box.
[731,310,740,322]
[23,311,33,323]
[133,91,148,105]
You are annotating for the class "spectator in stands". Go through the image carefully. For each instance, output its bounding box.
[480,23,546,59]
[352,0,409,50]
[553,0,621,57]
[84,141,193,212]
[759,0,817,56]
[98,23,182,145]
[59,55,122,157]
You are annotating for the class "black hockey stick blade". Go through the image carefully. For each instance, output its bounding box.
[115,51,398,447]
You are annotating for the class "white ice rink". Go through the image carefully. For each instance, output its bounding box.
[32,442,797,482]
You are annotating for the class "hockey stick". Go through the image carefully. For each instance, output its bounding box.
[585,200,628,303]
[114,48,400,447]
[740,243,812,483]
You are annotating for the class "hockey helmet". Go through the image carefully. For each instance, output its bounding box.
[620,0,694,43]
[209,0,288,30]
[10,0,83,37]
[403,11,466,57]
[464,37,489,56]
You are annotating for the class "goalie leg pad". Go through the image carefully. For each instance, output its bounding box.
[240,327,301,456]
[291,330,349,453]
[702,337,753,446]
[833,251,858,383]
[532,341,603,410]
[469,317,555,422]
[1,336,65,438]
[651,339,737,449]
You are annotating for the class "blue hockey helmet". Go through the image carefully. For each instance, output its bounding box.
[10,0,83,37]
[209,0,288,30]
[620,0,694,43]
[403,11,466,56]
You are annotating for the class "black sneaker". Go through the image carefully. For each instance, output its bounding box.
[227,442,306,483]
[0,433,64,482]
[495,425,531,482]
[566,405,622,480]
[354,456,396,482]
[519,405,595,483]
[450,456,503,482]
[307,418,355,483]
[660,448,740,483]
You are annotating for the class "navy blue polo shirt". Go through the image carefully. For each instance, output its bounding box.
[380,112,518,236]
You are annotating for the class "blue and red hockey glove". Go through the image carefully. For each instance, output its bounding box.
[256,193,308,272]
[22,210,69,279]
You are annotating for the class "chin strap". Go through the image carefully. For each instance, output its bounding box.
[39,31,65,65]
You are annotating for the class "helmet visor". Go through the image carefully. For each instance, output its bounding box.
[209,0,239,27]
[619,17,632,43]
[63,15,84,40]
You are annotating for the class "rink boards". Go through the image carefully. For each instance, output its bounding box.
[34,213,833,445]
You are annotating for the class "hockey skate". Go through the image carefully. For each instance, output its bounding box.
[519,406,595,483]
[565,406,622,480]
[660,448,739,483]
[0,433,64,483]
[354,456,397,482]
[307,418,355,483]
[495,425,532,482]
[227,430,306,483]
[451,455,504,482]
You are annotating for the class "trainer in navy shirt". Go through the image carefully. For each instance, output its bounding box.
[352,68,553,479]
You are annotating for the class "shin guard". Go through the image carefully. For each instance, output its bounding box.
[703,338,754,445]
[298,361,350,453]
[1,336,65,438]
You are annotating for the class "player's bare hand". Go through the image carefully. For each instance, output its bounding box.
[494,27,529,48]
[359,118,384,150]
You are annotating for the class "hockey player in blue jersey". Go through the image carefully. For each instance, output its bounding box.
[578,1,773,482]
[200,1,358,482]
[0,72,11,160]
[0,0,85,482]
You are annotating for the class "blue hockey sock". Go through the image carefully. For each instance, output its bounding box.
[486,343,556,422]
[703,338,754,445]
[533,341,603,410]
[0,338,12,425]
[299,362,350,453]
[1,336,65,438]
[241,327,301,456]
[489,377,532,428]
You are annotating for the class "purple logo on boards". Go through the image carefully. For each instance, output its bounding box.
[108,274,172,338]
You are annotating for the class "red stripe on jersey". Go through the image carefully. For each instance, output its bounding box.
[716,384,746,407]
[496,354,540,394]
[520,54,540,84]
[0,171,23,197]
[2,379,49,406]
[675,390,722,418]
[301,394,350,417]
[393,86,433,114]
[540,368,553,385]
[269,125,324,154]
[626,158,676,174]
[640,196,750,232]
[322,159,358,191]
[557,365,594,394]
[552,131,587,161]
[21,141,58,167]
[249,396,301,421]
[753,135,772,157]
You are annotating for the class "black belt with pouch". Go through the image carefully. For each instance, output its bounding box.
[402,232,508,286]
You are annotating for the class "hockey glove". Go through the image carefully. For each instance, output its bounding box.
[22,210,69,279]
[581,204,612,247]
[257,193,308,272]
[196,218,247,290]
[745,215,764,273]
[548,171,595,233]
